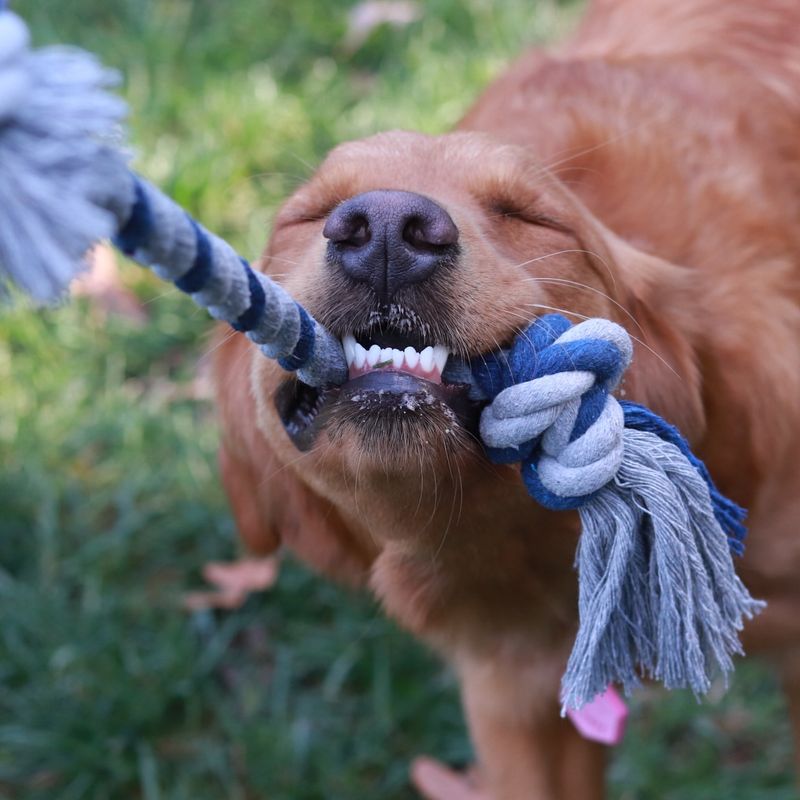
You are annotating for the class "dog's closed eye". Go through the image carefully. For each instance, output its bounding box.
[487,199,568,232]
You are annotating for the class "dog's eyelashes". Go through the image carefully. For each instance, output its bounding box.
[486,201,567,232]
[281,201,343,227]
[489,200,528,220]
[280,213,328,228]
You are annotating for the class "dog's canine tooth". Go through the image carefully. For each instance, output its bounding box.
[342,334,356,365]
[433,345,449,373]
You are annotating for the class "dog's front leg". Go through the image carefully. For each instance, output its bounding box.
[458,656,607,800]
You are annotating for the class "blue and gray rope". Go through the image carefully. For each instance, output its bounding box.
[474,314,746,550]
[473,315,760,708]
[113,176,346,388]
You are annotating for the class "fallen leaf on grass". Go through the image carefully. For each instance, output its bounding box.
[343,1,422,52]
[182,557,279,611]
[71,244,148,324]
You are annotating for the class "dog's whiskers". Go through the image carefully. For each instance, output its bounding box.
[530,115,661,180]
[200,327,240,359]
[519,275,645,339]
[509,248,618,292]
[265,252,304,266]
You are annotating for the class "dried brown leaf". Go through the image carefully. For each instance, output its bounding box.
[71,244,148,324]
[344,1,422,52]
[182,557,279,611]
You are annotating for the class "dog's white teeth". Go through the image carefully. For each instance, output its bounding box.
[342,334,357,365]
[432,344,449,373]
[344,335,450,378]
[353,342,367,369]
[419,346,434,372]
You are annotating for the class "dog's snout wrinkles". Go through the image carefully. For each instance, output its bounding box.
[323,189,458,301]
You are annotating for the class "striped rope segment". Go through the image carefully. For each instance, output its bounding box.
[113,175,346,388]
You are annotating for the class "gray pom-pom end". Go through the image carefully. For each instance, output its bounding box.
[0,10,131,303]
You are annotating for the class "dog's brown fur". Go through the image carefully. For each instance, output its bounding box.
[213,2,800,797]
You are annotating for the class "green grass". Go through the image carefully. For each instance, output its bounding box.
[1,1,795,797]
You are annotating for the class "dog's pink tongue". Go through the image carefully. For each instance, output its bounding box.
[566,687,628,745]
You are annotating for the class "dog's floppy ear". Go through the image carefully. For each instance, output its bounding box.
[213,330,374,586]
[568,207,708,443]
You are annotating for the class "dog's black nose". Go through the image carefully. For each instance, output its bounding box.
[323,190,458,300]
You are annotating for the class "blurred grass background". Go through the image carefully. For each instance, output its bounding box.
[1,1,795,797]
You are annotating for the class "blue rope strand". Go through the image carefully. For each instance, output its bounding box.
[278,305,316,371]
[106,175,341,385]
[175,219,213,293]
[232,260,266,332]
[113,179,151,256]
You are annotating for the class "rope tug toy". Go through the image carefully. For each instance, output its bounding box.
[0,5,762,712]
[472,314,761,709]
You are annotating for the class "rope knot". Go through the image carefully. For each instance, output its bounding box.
[475,315,633,510]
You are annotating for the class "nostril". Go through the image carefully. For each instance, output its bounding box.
[402,211,459,252]
[402,217,456,252]
[402,218,429,250]
[344,217,370,247]
[323,212,371,247]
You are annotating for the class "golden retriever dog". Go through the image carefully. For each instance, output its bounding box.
[213,1,800,797]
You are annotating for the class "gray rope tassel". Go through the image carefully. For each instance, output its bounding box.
[565,429,763,709]
[0,10,127,302]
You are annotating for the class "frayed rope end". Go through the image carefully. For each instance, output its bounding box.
[0,9,131,303]
[560,428,764,711]
[622,401,748,555]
